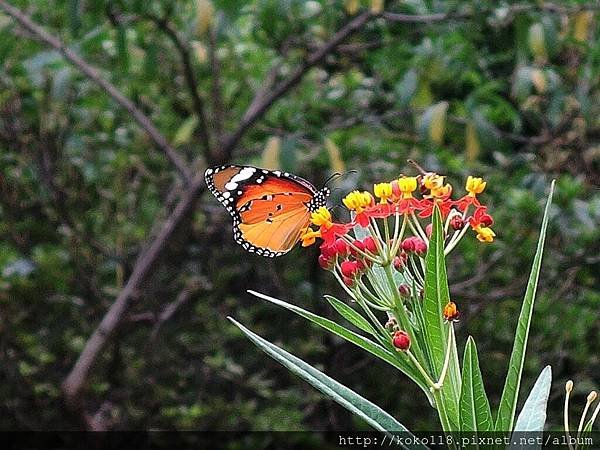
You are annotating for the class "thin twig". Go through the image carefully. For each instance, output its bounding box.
[149,282,201,341]
[0,0,192,183]
[142,13,213,158]
[209,21,225,145]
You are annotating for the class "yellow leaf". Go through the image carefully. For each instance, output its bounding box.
[530,68,546,93]
[465,122,480,162]
[370,0,383,14]
[196,0,214,36]
[573,11,594,43]
[261,137,281,170]
[528,23,547,62]
[344,0,360,15]
[428,102,448,145]
[325,138,346,175]
[191,41,208,64]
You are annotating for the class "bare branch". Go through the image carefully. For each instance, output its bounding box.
[61,173,205,406]
[0,0,192,184]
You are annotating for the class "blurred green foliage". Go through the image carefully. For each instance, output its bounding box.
[0,0,598,438]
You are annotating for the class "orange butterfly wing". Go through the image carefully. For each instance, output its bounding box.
[205,165,328,257]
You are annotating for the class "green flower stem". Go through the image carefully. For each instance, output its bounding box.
[383,264,428,365]
[434,325,454,389]
[390,213,407,258]
[357,279,394,309]
[341,236,381,264]
[353,293,392,341]
[405,349,437,389]
[408,256,425,286]
[368,221,386,259]
[410,213,428,242]
[382,215,391,257]
[444,222,470,255]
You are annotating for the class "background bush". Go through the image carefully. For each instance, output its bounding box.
[0,0,598,438]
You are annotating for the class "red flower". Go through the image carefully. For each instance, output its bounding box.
[418,198,453,218]
[320,222,352,245]
[349,240,366,257]
[454,194,481,212]
[468,207,494,228]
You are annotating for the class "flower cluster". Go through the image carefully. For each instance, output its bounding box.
[300,170,494,341]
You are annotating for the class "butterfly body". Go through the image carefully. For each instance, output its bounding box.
[205,165,329,257]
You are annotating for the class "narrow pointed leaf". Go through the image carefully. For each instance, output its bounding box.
[495,182,555,432]
[229,317,426,447]
[325,294,377,336]
[460,336,493,436]
[508,366,552,450]
[423,206,461,427]
[248,290,430,396]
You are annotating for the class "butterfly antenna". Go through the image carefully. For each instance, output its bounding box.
[407,159,429,176]
[324,172,342,187]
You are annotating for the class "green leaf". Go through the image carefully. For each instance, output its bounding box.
[508,366,552,450]
[247,290,430,396]
[173,116,198,147]
[229,317,426,445]
[495,181,555,432]
[423,206,461,428]
[460,337,493,436]
[324,295,377,336]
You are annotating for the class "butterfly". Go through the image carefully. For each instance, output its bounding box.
[205,165,330,257]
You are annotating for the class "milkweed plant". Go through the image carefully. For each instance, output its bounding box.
[229,169,599,449]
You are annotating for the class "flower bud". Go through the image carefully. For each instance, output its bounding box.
[350,240,366,257]
[413,237,427,255]
[398,284,410,297]
[354,259,367,272]
[401,236,427,255]
[450,215,464,230]
[340,260,359,278]
[318,254,332,270]
[384,317,397,330]
[320,243,337,260]
[425,223,433,238]
[363,236,378,254]
[342,276,355,287]
[401,237,415,252]
[392,330,410,351]
[443,301,460,322]
[333,238,349,255]
[393,255,406,272]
